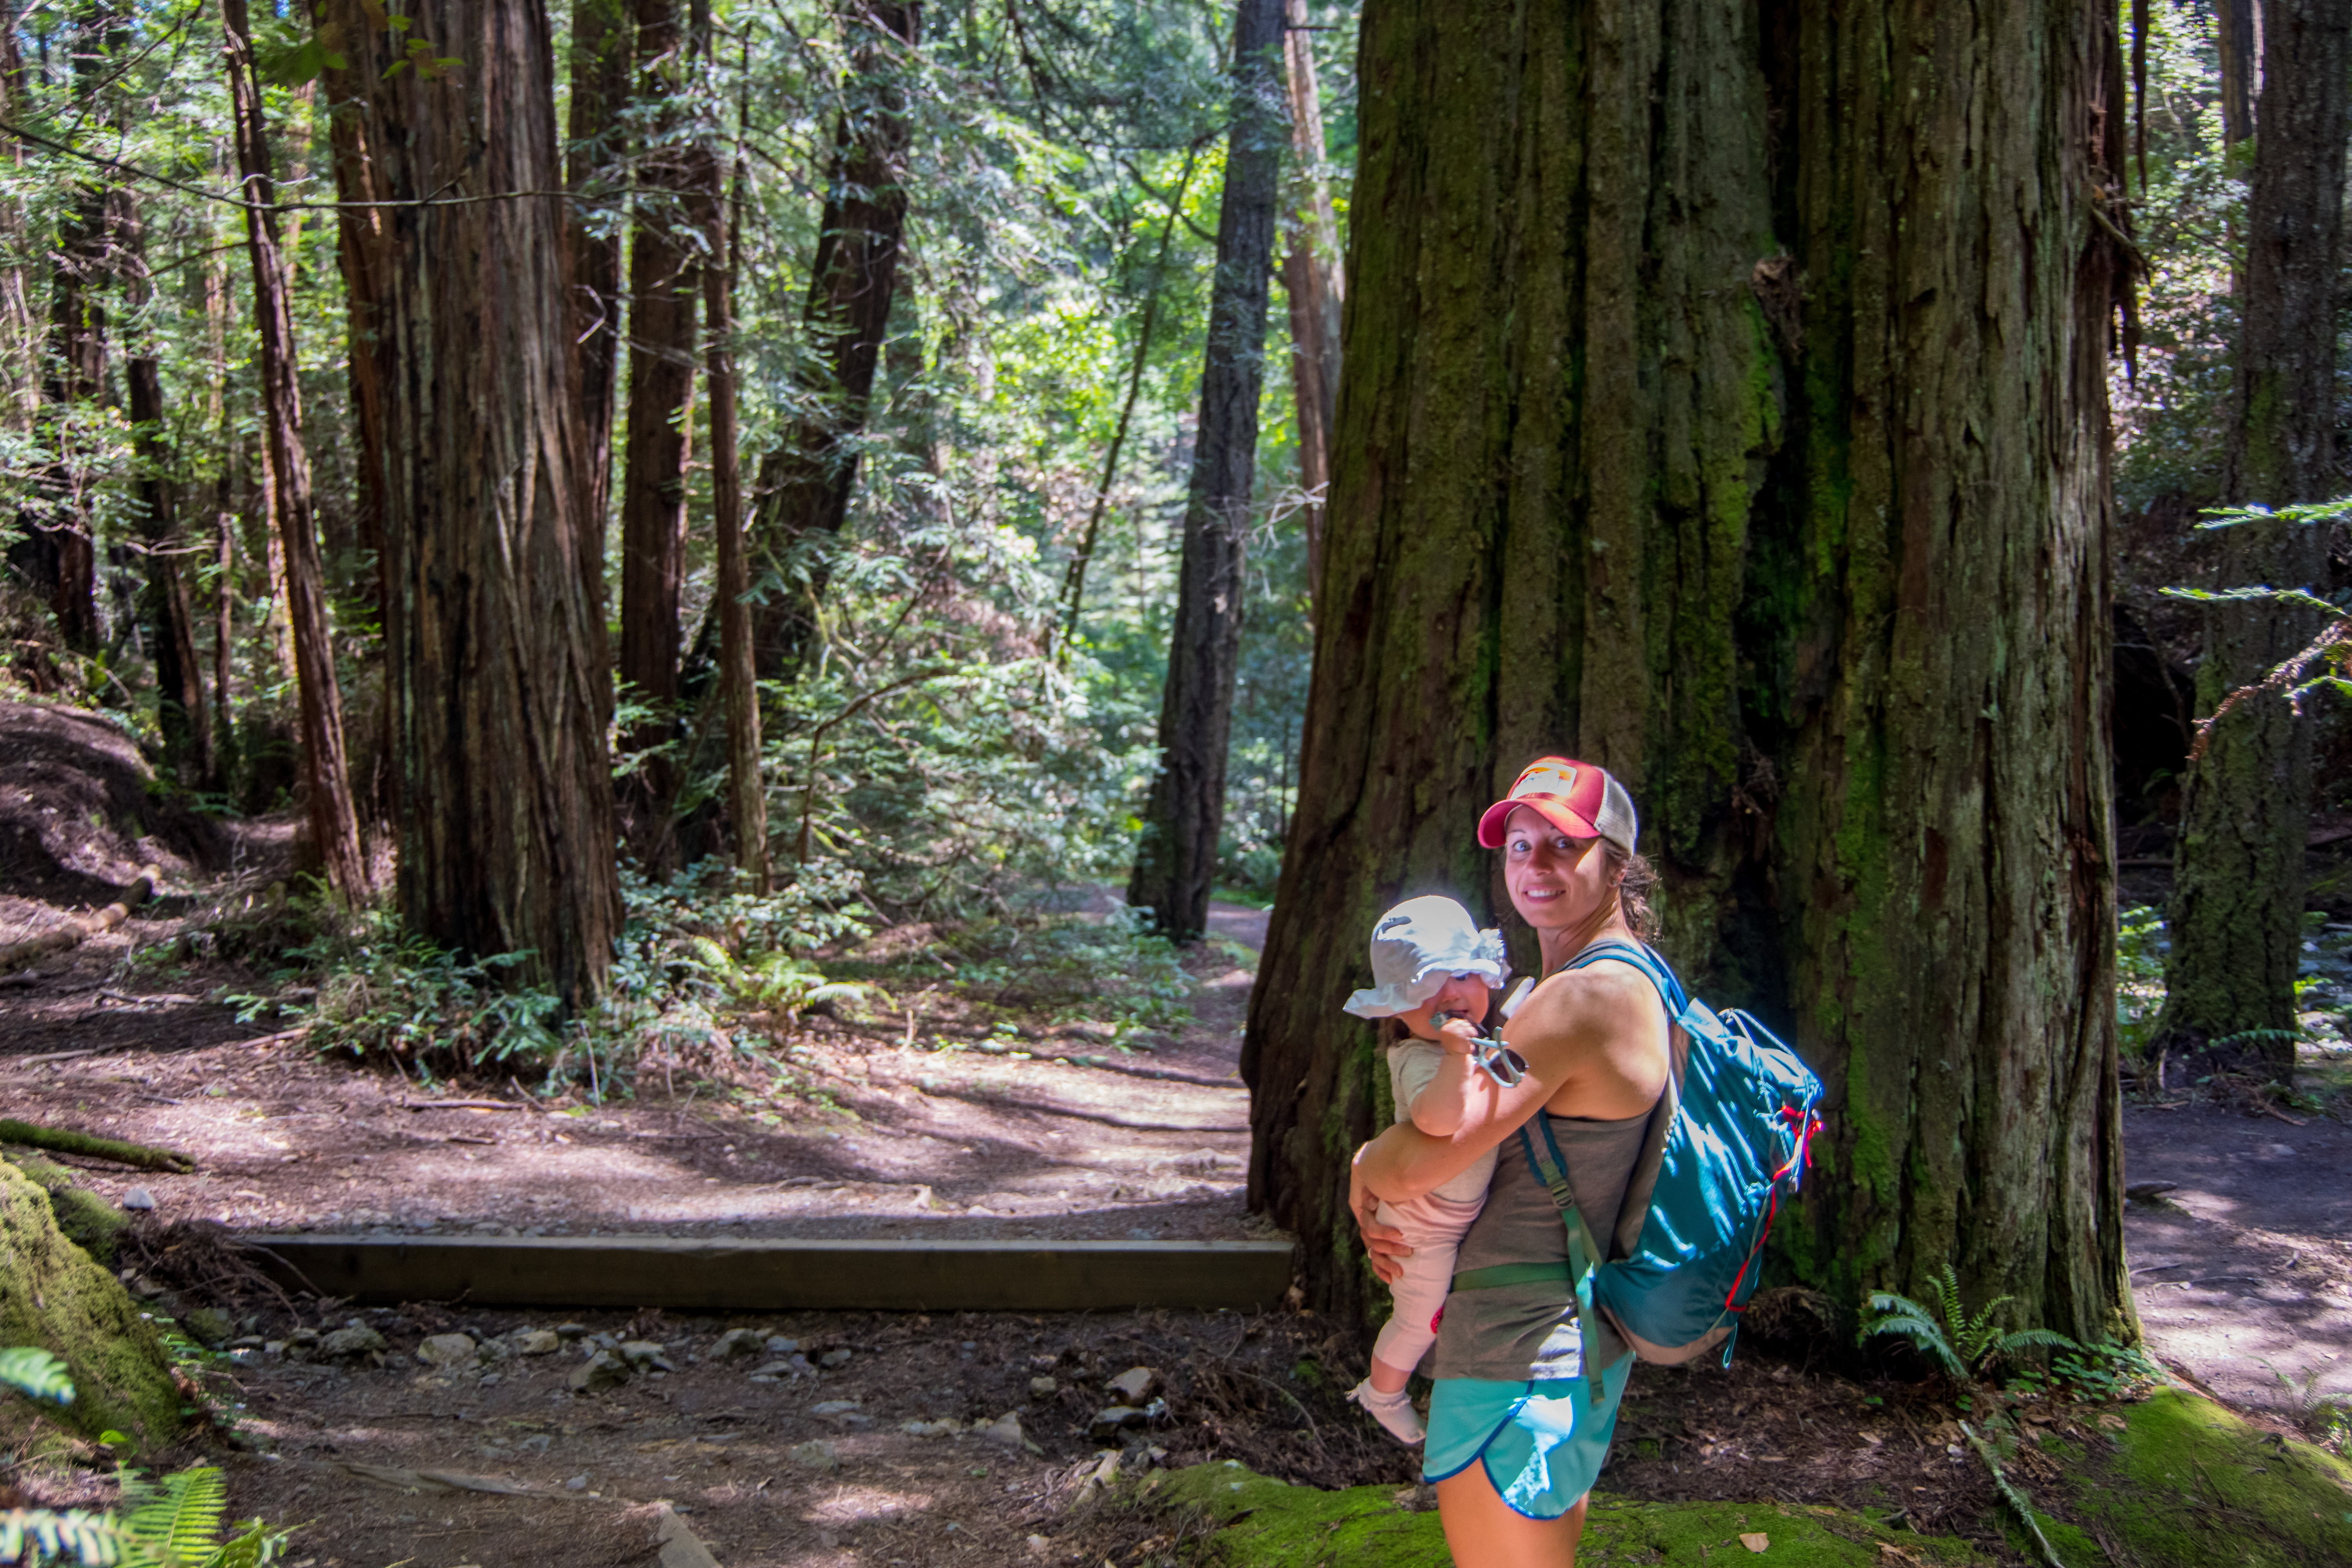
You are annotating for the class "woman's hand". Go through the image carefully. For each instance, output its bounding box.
[1350,1142,1411,1284]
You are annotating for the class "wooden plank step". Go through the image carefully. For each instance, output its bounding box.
[241,1233,1296,1312]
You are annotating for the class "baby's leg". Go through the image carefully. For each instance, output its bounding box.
[1368,1197,1475,1389]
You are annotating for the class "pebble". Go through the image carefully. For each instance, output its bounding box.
[120,1189,156,1211]
[569,1350,631,1392]
[512,1329,562,1356]
[1089,1406,1147,1440]
[764,1335,800,1355]
[554,1323,590,1340]
[415,1334,478,1369]
[819,1348,853,1368]
[1029,1376,1059,1398]
[1025,1535,1052,1558]
[898,1419,963,1439]
[712,1328,766,1361]
[1105,1367,1159,1403]
[619,1340,675,1372]
[566,1474,590,1492]
[980,1411,1027,1450]
[812,1399,862,1416]
[788,1439,840,1472]
[318,1324,387,1362]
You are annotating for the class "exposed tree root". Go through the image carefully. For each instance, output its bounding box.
[120,1216,312,1318]
[0,863,162,972]
[0,1121,194,1173]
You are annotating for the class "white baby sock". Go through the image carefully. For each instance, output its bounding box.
[1348,1377,1426,1445]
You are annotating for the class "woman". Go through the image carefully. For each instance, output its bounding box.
[1350,756,1672,1566]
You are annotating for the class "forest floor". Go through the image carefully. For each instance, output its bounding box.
[4,701,2350,1566]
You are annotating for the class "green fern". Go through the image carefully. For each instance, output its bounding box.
[1860,1264,2082,1381]
[0,1507,125,1566]
[116,1465,226,1568]
[0,1346,76,1406]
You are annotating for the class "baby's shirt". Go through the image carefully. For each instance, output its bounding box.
[1387,1040,1500,1205]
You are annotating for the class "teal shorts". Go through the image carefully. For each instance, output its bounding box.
[1420,1356,1634,1519]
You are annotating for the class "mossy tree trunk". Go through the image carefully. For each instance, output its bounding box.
[0,1157,180,1446]
[1244,0,2135,1342]
[2160,0,2350,1076]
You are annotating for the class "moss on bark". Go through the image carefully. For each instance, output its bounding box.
[0,1156,181,1445]
[0,1150,127,1265]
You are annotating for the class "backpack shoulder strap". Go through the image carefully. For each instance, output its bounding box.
[1560,938,1690,1017]
[1516,1120,1621,1401]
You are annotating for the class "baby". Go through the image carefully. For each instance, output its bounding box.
[1342,893,1511,1443]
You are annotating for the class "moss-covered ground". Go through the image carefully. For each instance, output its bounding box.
[1147,1461,1991,1566]
[1137,1384,2352,1567]
[2053,1388,2352,1567]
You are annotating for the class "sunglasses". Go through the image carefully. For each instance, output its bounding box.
[1432,1011,1531,1087]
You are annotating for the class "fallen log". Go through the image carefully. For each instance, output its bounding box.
[0,1120,194,1173]
[0,864,162,970]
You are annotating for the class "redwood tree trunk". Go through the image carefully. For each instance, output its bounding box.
[741,0,918,686]
[321,0,621,1004]
[1244,0,2134,1342]
[2161,0,2350,1074]
[617,0,699,864]
[1125,0,1285,943]
[706,147,767,891]
[223,0,368,898]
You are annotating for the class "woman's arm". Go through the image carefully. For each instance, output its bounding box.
[1359,964,1660,1204]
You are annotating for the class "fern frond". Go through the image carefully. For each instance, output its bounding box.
[0,1347,76,1406]
[1933,1264,1966,1334]
[1858,1294,1967,1378]
[118,1465,226,1566]
[0,1507,125,1566]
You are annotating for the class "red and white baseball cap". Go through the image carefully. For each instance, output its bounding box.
[1475,756,1639,856]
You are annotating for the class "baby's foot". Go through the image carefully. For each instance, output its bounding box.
[1348,1378,1425,1445]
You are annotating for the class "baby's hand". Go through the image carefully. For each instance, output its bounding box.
[1436,1014,1480,1054]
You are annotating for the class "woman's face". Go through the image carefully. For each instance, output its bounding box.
[1501,804,1616,934]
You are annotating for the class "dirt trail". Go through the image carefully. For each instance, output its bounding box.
[0,900,1269,1244]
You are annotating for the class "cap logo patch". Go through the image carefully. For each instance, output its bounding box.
[1512,762,1578,799]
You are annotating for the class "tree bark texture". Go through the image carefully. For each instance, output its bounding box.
[1279,0,1341,601]
[741,1,918,686]
[113,192,211,788]
[223,0,369,898]
[320,0,622,1004]
[2163,0,2350,1072]
[1243,0,2135,1342]
[2214,0,2259,146]
[617,0,699,862]
[1125,0,1285,944]
[567,0,634,531]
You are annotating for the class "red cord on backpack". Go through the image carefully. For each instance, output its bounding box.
[1726,1107,1825,1312]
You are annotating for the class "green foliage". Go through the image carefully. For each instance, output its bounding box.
[0,1346,75,1405]
[2006,1338,2166,1403]
[835,905,1191,1047]
[1858,1264,2080,1382]
[2116,905,2168,1056]
[0,1508,124,1567]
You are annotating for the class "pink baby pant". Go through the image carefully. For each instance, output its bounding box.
[1369,1191,1486,1374]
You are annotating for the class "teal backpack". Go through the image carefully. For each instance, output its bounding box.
[1457,938,1824,1398]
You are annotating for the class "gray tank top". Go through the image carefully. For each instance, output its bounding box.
[1430,1109,1653,1381]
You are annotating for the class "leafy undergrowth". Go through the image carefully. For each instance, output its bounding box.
[1139,1461,1991,1566]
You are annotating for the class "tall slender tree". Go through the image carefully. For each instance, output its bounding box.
[567,0,634,530]
[2161,0,2352,1074]
[741,0,919,686]
[320,0,621,1004]
[617,0,700,864]
[114,192,211,788]
[1126,0,1285,943]
[1244,0,2136,1340]
[1277,0,1340,601]
[223,0,368,897]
